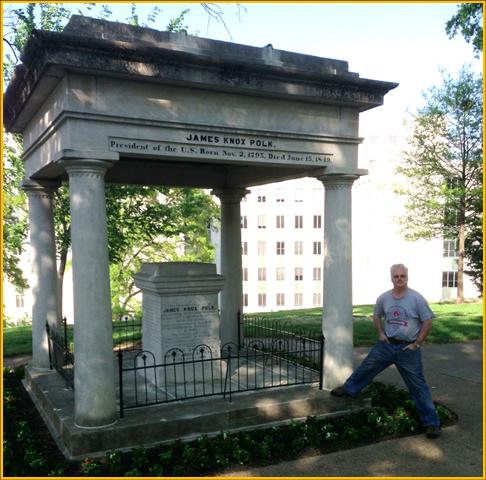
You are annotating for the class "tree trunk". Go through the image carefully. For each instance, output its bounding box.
[120,282,140,312]
[456,223,465,303]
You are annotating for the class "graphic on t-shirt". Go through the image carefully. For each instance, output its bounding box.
[386,305,409,328]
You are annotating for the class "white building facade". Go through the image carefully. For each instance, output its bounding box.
[230,129,479,313]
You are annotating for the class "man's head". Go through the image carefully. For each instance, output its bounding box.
[390,263,408,290]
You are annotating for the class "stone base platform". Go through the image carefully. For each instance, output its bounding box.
[24,365,370,460]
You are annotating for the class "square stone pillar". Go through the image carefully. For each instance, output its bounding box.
[134,262,225,385]
[134,262,225,355]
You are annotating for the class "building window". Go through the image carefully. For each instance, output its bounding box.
[276,267,285,281]
[313,267,321,281]
[276,293,285,307]
[295,188,304,202]
[442,271,458,287]
[242,242,248,255]
[258,241,266,255]
[443,238,459,257]
[313,292,322,306]
[258,267,267,281]
[313,241,322,255]
[276,215,285,228]
[243,293,248,307]
[257,189,266,202]
[313,187,323,201]
[258,293,267,307]
[313,215,322,228]
[15,293,25,309]
[241,215,247,228]
[277,241,285,255]
[243,268,248,281]
[258,215,267,229]
[295,293,303,307]
[294,241,303,255]
[295,215,303,228]
[276,188,285,202]
[294,267,303,281]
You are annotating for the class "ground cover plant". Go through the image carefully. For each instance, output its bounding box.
[3,366,457,477]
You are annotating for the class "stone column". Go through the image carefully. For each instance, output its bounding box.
[211,188,249,346]
[317,174,359,390]
[22,180,60,369]
[60,156,117,428]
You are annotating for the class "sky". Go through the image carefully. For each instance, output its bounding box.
[3,2,482,138]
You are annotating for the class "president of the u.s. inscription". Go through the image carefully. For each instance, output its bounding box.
[109,134,334,166]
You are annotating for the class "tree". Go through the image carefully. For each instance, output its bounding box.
[396,66,483,301]
[3,133,28,290]
[108,188,218,315]
[3,4,225,317]
[3,4,72,292]
[446,3,483,56]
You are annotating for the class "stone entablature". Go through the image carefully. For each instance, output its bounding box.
[4,16,397,133]
[3,15,397,192]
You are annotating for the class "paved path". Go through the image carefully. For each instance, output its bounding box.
[221,341,483,477]
[3,354,32,368]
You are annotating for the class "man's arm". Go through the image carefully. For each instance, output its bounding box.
[373,315,389,342]
[405,318,433,350]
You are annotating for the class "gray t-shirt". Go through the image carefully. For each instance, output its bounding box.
[373,288,434,342]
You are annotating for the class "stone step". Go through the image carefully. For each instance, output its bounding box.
[24,365,369,460]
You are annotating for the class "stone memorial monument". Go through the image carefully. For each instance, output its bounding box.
[133,262,225,386]
[4,14,397,455]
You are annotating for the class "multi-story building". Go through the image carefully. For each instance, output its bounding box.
[232,128,479,313]
[240,179,325,312]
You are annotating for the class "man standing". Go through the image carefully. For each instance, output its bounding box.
[331,263,441,439]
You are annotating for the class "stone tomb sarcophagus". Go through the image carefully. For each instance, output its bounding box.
[133,262,225,389]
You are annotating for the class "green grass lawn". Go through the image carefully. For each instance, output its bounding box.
[248,301,483,347]
[3,302,483,357]
[3,325,33,357]
[3,320,142,358]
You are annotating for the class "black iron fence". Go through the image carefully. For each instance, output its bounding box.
[45,315,142,390]
[117,316,324,417]
[46,318,74,389]
[46,312,324,416]
[239,312,324,372]
[112,315,142,351]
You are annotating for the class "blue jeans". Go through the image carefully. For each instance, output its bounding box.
[343,341,440,427]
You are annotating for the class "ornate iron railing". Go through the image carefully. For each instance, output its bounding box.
[117,322,324,417]
[112,315,142,351]
[239,312,324,373]
[47,312,323,415]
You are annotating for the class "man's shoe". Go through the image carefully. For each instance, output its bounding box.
[330,386,352,397]
[425,425,441,439]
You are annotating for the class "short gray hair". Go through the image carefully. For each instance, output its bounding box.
[390,263,408,276]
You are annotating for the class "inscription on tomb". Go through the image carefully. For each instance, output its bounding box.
[161,303,220,354]
[109,134,333,166]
